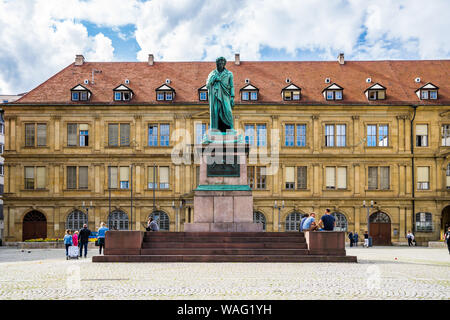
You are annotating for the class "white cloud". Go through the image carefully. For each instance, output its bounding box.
[0,0,449,94]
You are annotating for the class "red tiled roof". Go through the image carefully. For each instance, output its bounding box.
[15,60,450,105]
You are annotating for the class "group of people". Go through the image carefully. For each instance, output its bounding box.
[63,222,109,259]
[347,231,359,247]
[299,209,336,232]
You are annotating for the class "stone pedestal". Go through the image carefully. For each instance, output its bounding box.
[184,131,263,232]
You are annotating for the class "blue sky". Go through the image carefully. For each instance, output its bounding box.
[0,0,449,94]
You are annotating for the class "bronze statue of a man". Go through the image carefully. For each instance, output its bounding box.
[206,57,235,132]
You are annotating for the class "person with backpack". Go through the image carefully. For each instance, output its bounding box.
[64,230,73,260]
[78,224,91,258]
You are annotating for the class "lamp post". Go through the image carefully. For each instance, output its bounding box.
[82,201,93,229]
[363,200,374,247]
[274,200,285,232]
[130,164,133,231]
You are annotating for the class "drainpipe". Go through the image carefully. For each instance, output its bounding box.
[410,105,417,234]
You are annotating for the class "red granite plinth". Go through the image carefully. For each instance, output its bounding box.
[304,231,347,256]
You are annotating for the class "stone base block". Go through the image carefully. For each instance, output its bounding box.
[304,231,347,256]
[184,222,263,232]
[104,231,143,256]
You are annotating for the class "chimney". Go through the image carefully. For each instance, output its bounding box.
[235,53,240,65]
[148,54,154,66]
[75,54,85,66]
[338,52,345,65]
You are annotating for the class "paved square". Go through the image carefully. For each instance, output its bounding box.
[0,246,449,300]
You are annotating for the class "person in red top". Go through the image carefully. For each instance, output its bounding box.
[72,230,79,247]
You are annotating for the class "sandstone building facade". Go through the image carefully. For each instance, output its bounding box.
[2,54,450,244]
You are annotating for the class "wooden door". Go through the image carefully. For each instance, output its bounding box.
[22,211,47,241]
[370,223,391,245]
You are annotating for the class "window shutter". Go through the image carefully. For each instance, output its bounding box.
[78,167,88,189]
[285,167,295,183]
[417,167,429,182]
[159,166,169,184]
[37,124,47,146]
[120,166,129,181]
[337,167,347,189]
[416,124,428,136]
[368,167,378,189]
[326,167,335,188]
[36,167,46,189]
[109,167,118,188]
[297,166,307,189]
[108,124,119,146]
[380,167,390,189]
[120,124,130,146]
[67,124,77,146]
[67,166,77,189]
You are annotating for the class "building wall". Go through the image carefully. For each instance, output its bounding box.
[2,103,450,242]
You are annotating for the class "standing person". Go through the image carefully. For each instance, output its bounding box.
[72,231,79,247]
[445,227,450,255]
[78,224,91,258]
[97,222,109,255]
[302,213,316,231]
[354,232,359,247]
[348,231,354,247]
[64,230,73,260]
[146,218,152,232]
[406,230,414,246]
[363,231,369,248]
[299,213,309,232]
[317,208,336,231]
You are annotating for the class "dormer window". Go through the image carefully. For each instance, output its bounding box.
[198,85,208,101]
[322,83,343,101]
[416,82,439,100]
[71,84,91,102]
[113,84,133,101]
[240,84,259,101]
[365,83,386,100]
[155,84,176,101]
[281,84,301,101]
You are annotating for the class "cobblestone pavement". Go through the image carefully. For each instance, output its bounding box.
[0,246,449,300]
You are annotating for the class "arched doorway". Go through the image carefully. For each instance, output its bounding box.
[369,211,391,245]
[23,210,47,241]
[107,210,129,230]
[332,212,348,231]
[149,211,170,231]
[441,206,450,236]
[66,210,88,232]
[285,211,305,232]
[253,211,266,231]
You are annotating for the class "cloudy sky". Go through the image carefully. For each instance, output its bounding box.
[0,0,449,94]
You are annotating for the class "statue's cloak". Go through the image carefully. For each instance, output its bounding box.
[206,68,235,132]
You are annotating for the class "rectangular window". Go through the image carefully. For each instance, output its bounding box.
[430,91,437,99]
[108,124,119,146]
[199,91,207,101]
[326,91,334,100]
[367,124,389,147]
[285,166,295,190]
[25,123,46,147]
[380,166,390,190]
[80,91,88,101]
[114,92,122,101]
[24,166,45,190]
[297,124,306,147]
[421,90,428,99]
[119,166,129,189]
[78,166,88,189]
[195,123,208,145]
[25,167,35,189]
[283,91,292,101]
[67,166,77,189]
[368,167,378,190]
[0,143,4,155]
[336,124,346,147]
[335,91,342,100]
[337,167,347,189]
[250,92,258,100]
[159,166,169,189]
[368,166,390,190]
[245,125,255,146]
[416,124,428,147]
[157,93,165,101]
[0,164,3,176]
[108,166,118,189]
[0,123,4,134]
[257,124,267,146]
[120,124,130,146]
[79,124,89,146]
[165,92,173,101]
[285,124,294,146]
[417,167,430,190]
[148,125,158,146]
[242,92,249,100]
[67,124,77,146]
[326,167,336,189]
[36,124,46,146]
[148,166,156,189]
[160,124,170,146]
[108,123,130,147]
[67,123,89,147]
[247,166,255,189]
[441,125,450,146]
[72,92,79,101]
[293,91,300,100]
[446,164,450,189]
[297,166,307,190]
[123,92,130,101]
[325,124,335,147]
[256,166,266,189]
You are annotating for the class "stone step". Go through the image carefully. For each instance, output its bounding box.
[93,255,358,263]
[144,232,305,237]
[142,242,308,249]
[143,237,306,243]
[140,248,309,255]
